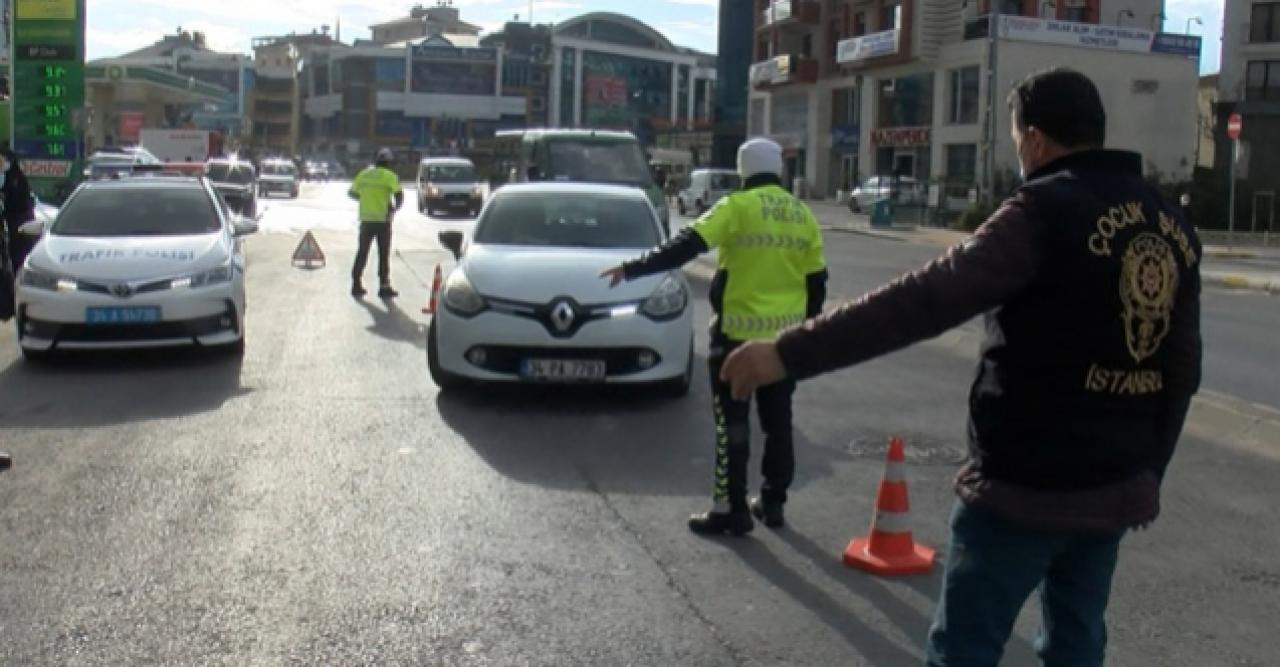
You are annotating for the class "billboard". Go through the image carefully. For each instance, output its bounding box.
[996,16,1202,58]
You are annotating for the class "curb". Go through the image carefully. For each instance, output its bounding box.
[819,225,910,243]
[1204,272,1279,295]
[1204,250,1258,260]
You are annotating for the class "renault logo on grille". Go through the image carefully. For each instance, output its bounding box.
[111,283,135,298]
[550,300,576,333]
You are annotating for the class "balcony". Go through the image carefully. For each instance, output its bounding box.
[759,0,819,30]
[749,54,819,89]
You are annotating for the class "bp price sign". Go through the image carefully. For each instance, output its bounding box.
[12,0,86,197]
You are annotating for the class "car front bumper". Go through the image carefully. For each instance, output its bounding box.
[16,282,245,351]
[434,303,692,384]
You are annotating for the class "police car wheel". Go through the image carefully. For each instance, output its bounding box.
[427,321,465,391]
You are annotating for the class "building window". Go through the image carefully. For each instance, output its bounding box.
[801,34,814,58]
[877,73,934,127]
[948,66,980,125]
[854,12,867,36]
[881,2,902,31]
[1246,60,1280,101]
[945,144,978,197]
[833,86,861,126]
[1252,3,1280,43]
[994,0,1022,15]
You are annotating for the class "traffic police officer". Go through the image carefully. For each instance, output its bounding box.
[349,148,405,298]
[602,137,828,535]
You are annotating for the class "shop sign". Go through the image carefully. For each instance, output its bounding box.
[997,16,1201,58]
[837,29,899,65]
[871,126,930,147]
[410,44,497,62]
[23,160,73,177]
[750,55,791,86]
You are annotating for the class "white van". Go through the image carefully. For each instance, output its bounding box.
[417,157,483,218]
[676,169,740,216]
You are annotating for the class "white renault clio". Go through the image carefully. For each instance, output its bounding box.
[428,183,693,395]
[14,176,258,361]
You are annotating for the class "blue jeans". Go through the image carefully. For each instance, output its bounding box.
[926,501,1124,667]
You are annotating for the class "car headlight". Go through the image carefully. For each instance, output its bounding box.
[428,186,442,198]
[172,262,235,290]
[640,275,687,320]
[471,186,484,198]
[18,266,67,291]
[442,270,486,316]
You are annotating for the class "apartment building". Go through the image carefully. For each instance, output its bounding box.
[748,0,1199,206]
[1218,0,1280,231]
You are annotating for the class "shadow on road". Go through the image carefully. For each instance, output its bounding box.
[356,296,427,349]
[435,364,850,497]
[724,538,925,665]
[0,347,250,428]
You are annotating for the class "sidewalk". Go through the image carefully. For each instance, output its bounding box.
[804,199,1280,295]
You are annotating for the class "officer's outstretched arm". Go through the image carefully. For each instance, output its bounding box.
[618,227,710,281]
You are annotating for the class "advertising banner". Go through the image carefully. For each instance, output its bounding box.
[837,29,899,65]
[997,16,1201,58]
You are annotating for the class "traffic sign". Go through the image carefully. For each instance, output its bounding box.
[1228,113,1243,140]
[292,231,327,269]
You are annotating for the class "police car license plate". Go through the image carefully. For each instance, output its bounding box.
[521,359,606,382]
[86,306,162,325]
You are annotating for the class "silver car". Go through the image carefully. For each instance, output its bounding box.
[677,169,740,217]
[848,176,924,212]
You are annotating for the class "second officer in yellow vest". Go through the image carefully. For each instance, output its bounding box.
[601,138,828,535]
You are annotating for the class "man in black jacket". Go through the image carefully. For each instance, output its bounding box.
[721,69,1202,665]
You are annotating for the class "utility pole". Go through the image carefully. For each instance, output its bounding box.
[984,10,999,205]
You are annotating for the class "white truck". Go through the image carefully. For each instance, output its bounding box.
[139,129,215,164]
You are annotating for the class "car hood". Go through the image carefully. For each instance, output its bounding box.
[461,244,667,304]
[30,233,228,281]
[259,174,295,183]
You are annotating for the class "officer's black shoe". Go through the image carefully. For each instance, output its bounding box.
[749,497,785,528]
[379,284,399,298]
[688,510,753,536]
[351,282,367,297]
[0,451,11,471]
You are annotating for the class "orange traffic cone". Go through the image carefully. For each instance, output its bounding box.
[422,264,443,314]
[843,436,935,576]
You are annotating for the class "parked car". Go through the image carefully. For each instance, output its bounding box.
[258,159,299,199]
[205,158,259,217]
[304,161,330,182]
[417,157,484,218]
[428,183,693,396]
[848,176,925,212]
[676,169,740,217]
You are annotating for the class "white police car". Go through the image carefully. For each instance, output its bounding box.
[13,176,258,361]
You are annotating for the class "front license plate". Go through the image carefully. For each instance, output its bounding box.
[521,359,606,382]
[86,306,162,325]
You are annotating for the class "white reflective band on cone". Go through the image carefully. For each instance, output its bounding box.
[871,509,913,534]
[882,460,906,483]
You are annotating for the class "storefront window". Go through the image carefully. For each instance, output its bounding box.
[877,73,933,128]
[376,58,406,93]
[561,48,577,126]
[945,144,977,197]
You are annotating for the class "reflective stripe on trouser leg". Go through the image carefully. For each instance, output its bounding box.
[712,392,731,513]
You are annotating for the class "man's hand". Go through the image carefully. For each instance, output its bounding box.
[721,340,788,400]
[599,265,627,288]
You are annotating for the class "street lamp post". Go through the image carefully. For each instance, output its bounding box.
[1116,9,1134,26]
[1185,17,1203,34]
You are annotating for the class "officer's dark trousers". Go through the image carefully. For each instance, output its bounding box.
[352,222,392,285]
[707,340,797,512]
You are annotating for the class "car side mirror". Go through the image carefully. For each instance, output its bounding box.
[439,230,464,260]
[18,221,45,237]
[233,219,259,237]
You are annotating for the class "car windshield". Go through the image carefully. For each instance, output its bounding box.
[206,163,255,184]
[261,163,296,177]
[708,173,740,190]
[546,141,652,186]
[474,191,658,249]
[53,186,222,237]
[426,164,475,183]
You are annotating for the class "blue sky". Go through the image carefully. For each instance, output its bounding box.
[85,0,1221,74]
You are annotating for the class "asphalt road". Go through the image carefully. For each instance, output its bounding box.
[0,182,1276,665]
